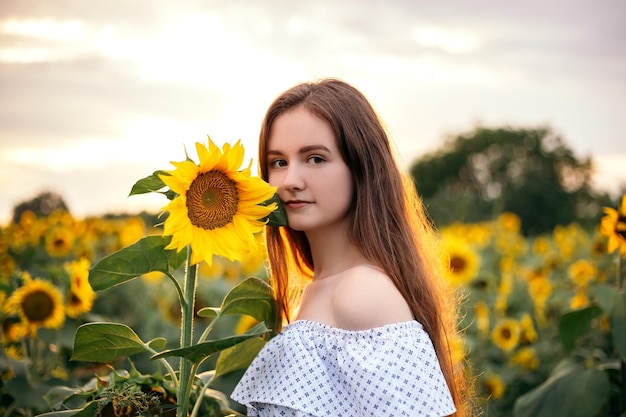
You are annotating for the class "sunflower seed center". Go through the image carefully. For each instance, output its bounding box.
[22,290,54,322]
[617,216,626,238]
[186,170,239,230]
[449,255,467,272]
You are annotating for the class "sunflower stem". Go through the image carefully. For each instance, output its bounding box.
[177,246,198,417]
[617,255,623,290]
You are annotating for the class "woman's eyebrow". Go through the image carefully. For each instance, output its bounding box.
[300,145,330,153]
[266,145,331,156]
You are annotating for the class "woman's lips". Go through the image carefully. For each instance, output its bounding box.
[284,200,310,209]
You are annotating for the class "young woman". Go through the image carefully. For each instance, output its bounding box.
[231,79,471,416]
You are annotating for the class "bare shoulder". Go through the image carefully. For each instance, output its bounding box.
[331,264,413,330]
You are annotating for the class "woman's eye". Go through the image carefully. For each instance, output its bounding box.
[269,159,287,168]
[309,155,326,164]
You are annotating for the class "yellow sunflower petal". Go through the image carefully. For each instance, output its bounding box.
[196,141,221,172]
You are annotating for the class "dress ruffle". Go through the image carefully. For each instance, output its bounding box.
[231,320,456,417]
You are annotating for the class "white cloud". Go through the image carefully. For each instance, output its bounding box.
[0,0,625,223]
[412,26,482,54]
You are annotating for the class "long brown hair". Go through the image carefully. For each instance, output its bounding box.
[258,78,471,416]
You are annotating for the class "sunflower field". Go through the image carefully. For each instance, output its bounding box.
[1,189,625,416]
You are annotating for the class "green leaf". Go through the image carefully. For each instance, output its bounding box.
[513,367,610,417]
[594,285,619,313]
[167,245,187,270]
[71,323,149,363]
[262,193,288,227]
[558,305,602,354]
[6,375,49,409]
[42,386,82,410]
[197,307,220,318]
[89,235,171,291]
[36,401,100,417]
[151,322,269,364]
[215,337,266,378]
[594,285,626,361]
[129,170,168,196]
[219,277,275,329]
[148,337,167,351]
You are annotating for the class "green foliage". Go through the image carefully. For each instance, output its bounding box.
[514,364,610,417]
[513,280,626,416]
[410,126,604,235]
[558,306,602,354]
[53,276,274,417]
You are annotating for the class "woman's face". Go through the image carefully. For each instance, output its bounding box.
[266,106,354,234]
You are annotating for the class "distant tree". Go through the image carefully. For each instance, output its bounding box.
[12,191,69,223]
[410,126,604,235]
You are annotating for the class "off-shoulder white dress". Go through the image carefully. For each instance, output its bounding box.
[231,320,456,417]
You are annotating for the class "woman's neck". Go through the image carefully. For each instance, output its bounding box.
[305,224,368,281]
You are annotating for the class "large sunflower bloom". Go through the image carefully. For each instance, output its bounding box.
[159,139,277,265]
[600,194,626,256]
[4,277,65,331]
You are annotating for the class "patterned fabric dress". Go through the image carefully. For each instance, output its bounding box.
[231,320,456,417]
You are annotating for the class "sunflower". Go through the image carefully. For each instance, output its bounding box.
[497,211,521,234]
[600,194,626,256]
[440,236,481,286]
[44,226,75,257]
[4,276,65,331]
[568,259,597,287]
[474,301,490,337]
[142,271,166,284]
[159,139,277,266]
[65,258,95,318]
[570,289,590,309]
[532,236,552,256]
[510,347,539,371]
[235,315,259,334]
[527,274,553,308]
[483,374,506,399]
[491,317,521,352]
[1,316,28,343]
[519,313,538,344]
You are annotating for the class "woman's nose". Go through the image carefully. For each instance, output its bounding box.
[281,165,305,191]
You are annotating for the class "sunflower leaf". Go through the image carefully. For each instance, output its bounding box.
[214,336,267,378]
[595,285,626,361]
[262,193,288,227]
[513,366,610,417]
[71,323,149,363]
[89,235,171,291]
[151,322,270,364]
[35,401,100,417]
[129,170,169,196]
[220,277,275,329]
[558,305,602,354]
[166,245,187,270]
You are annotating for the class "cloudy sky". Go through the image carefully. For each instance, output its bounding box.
[1,0,625,223]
